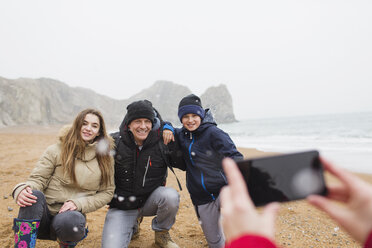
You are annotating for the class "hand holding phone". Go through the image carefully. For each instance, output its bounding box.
[220,158,280,244]
[237,150,327,206]
[308,159,372,244]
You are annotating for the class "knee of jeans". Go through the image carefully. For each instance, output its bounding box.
[53,211,86,242]
[32,190,45,202]
[17,190,46,220]
[205,231,225,248]
[163,188,180,210]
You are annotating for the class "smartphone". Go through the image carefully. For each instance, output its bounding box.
[236,150,327,206]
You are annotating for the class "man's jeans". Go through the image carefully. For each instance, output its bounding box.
[101,186,180,248]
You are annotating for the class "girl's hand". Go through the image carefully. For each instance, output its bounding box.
[16,186,37,207]
[59,201,77,213]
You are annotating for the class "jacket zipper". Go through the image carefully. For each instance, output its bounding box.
[201,172,215,201]
[188,136,195,166]
[187,133,216,201]
[142,156,151,187]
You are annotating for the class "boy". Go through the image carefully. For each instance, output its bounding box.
[166,94,243,248]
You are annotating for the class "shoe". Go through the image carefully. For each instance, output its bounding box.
[155,230,179,248]
[13,218,40,248]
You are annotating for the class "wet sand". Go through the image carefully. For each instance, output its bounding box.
[0,126,370,247]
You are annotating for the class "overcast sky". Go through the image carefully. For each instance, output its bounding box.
[1,0,371,120]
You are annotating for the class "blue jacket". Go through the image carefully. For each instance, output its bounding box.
[174,109,243,205]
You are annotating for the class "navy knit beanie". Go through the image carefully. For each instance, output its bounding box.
[125,100,155,125]
[178,94,205,121]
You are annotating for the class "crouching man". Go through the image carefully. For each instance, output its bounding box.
[101,100,182,248]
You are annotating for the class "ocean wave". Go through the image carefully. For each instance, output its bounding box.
[220,112,372,173]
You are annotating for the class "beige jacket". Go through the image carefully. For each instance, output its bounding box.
[13,133,115,215]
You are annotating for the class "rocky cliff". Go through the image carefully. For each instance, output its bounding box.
[124,80,191,125]
[201,84,237,123]
[0,77,237,128]
[0,77,124,128]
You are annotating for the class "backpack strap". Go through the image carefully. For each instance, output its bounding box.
[158,141,183,191]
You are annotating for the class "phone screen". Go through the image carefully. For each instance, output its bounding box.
[237,150,327,206]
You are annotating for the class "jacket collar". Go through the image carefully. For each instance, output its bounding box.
[78,142,97,162]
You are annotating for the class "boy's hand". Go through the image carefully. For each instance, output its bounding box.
[163,129,175,145]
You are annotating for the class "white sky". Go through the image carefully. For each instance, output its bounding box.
[1,0,371,120]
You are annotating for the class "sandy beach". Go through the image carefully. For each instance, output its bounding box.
[0,126,370,247]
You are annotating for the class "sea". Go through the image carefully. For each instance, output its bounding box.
[219,112,372,174]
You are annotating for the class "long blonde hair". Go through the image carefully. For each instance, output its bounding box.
[61,109,112,187]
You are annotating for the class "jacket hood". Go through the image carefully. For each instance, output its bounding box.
[202,108,217,126]
[119,115,132,139]
[195,109,217,133]
[58,125,73,142]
